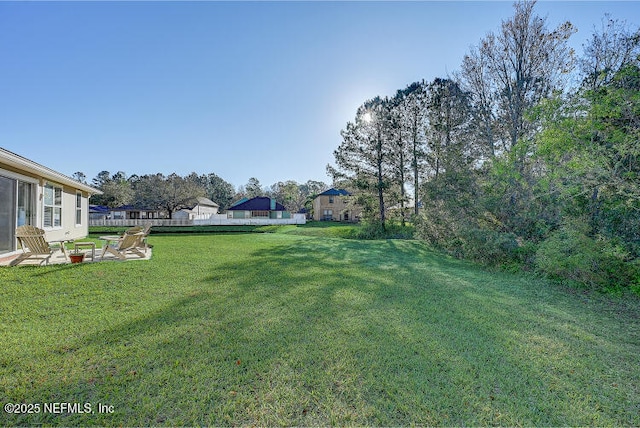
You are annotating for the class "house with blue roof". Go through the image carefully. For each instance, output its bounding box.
[226,196,292,220]
[312,188,361,222]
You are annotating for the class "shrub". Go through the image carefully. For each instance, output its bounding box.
[383,222,415,239]
[351,221,415,240]
[535,223,638,290]
[414,212,529,268]
[461,228,521,266]
[413,202,458,248]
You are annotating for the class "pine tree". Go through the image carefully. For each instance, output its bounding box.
[330,97,394,229]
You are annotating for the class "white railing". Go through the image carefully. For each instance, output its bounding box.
[89,213,306,227]
[89,219,193,227]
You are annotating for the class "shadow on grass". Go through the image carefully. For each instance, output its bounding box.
[17,262,87,277]
[5,235,640,426]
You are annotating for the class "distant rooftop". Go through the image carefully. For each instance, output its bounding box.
[318,188,351,196]
[194,197,219,207]
[226,196,286,211]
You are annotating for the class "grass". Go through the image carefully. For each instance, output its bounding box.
[87,222,361,238]
[1,226,639,426]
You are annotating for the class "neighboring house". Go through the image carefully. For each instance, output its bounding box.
[229,197,249,208]
[89,205,110,221]
[226,196,292,219]
[0,147,102,257]
[298,206,311,220]
[90,205,165,221]
[312,188,361,222]
[174,197,220,220]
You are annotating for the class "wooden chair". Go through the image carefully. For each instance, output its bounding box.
[11,225,56,266]
[101,231,146,260]
[137,223,152,253]
[124,223,152,253]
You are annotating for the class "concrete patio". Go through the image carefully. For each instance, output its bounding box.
[0,245,152,266]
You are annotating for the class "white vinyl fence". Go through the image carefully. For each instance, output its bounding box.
[89,213,306,227]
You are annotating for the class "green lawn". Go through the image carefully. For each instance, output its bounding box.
[1,229,639,426]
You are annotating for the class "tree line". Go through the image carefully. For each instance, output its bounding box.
[329,0,640,291]
[75,171,328,218]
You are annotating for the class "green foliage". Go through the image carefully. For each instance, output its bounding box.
[416,78,640,286]
[535,221,638,290]
[350,220,415,240]
[524,64,640,290]
[460,228,520,265]
[322,2,640,297]
[90,171,135,208]
[189,172,236,211]
[414,212,531,269]
[414,167,532,269]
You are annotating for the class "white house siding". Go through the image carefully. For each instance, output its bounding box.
[43,184,91,242]
[190,205,218,217]
[172,210,190,220]
[0,148,101,256]
[174,201,219,220]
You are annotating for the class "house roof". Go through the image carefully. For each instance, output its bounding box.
[230,197,249,207]
[194,197,219,208]
[0,147,102,195]
[89,205,110,214]
[90,204,158,212]
[226,196,286,211]
[318,188,351,196]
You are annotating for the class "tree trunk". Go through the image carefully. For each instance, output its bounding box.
[398,141,406,227]
[412,116,421,217]
[377,130,386,231]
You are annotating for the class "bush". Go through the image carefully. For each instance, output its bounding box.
[351,220,415,240]
[413,202,458,248]
[461,228,521,266]
[352,221,387,240]
[535,223,638,290]
[414,212,530,268]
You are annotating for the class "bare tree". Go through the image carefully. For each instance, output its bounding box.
[460,0,576,160]
[459,48,499,159]
[579,14,640,91]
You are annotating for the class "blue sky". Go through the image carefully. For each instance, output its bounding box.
[1,1,638,190]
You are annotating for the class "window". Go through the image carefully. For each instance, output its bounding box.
[17,181,34,227]
[251,210,269,218]
[43,183,62,228]
[76,192,83,225]
[0,170,36,254]
[329,196,334,203]
[0,176,15,253]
